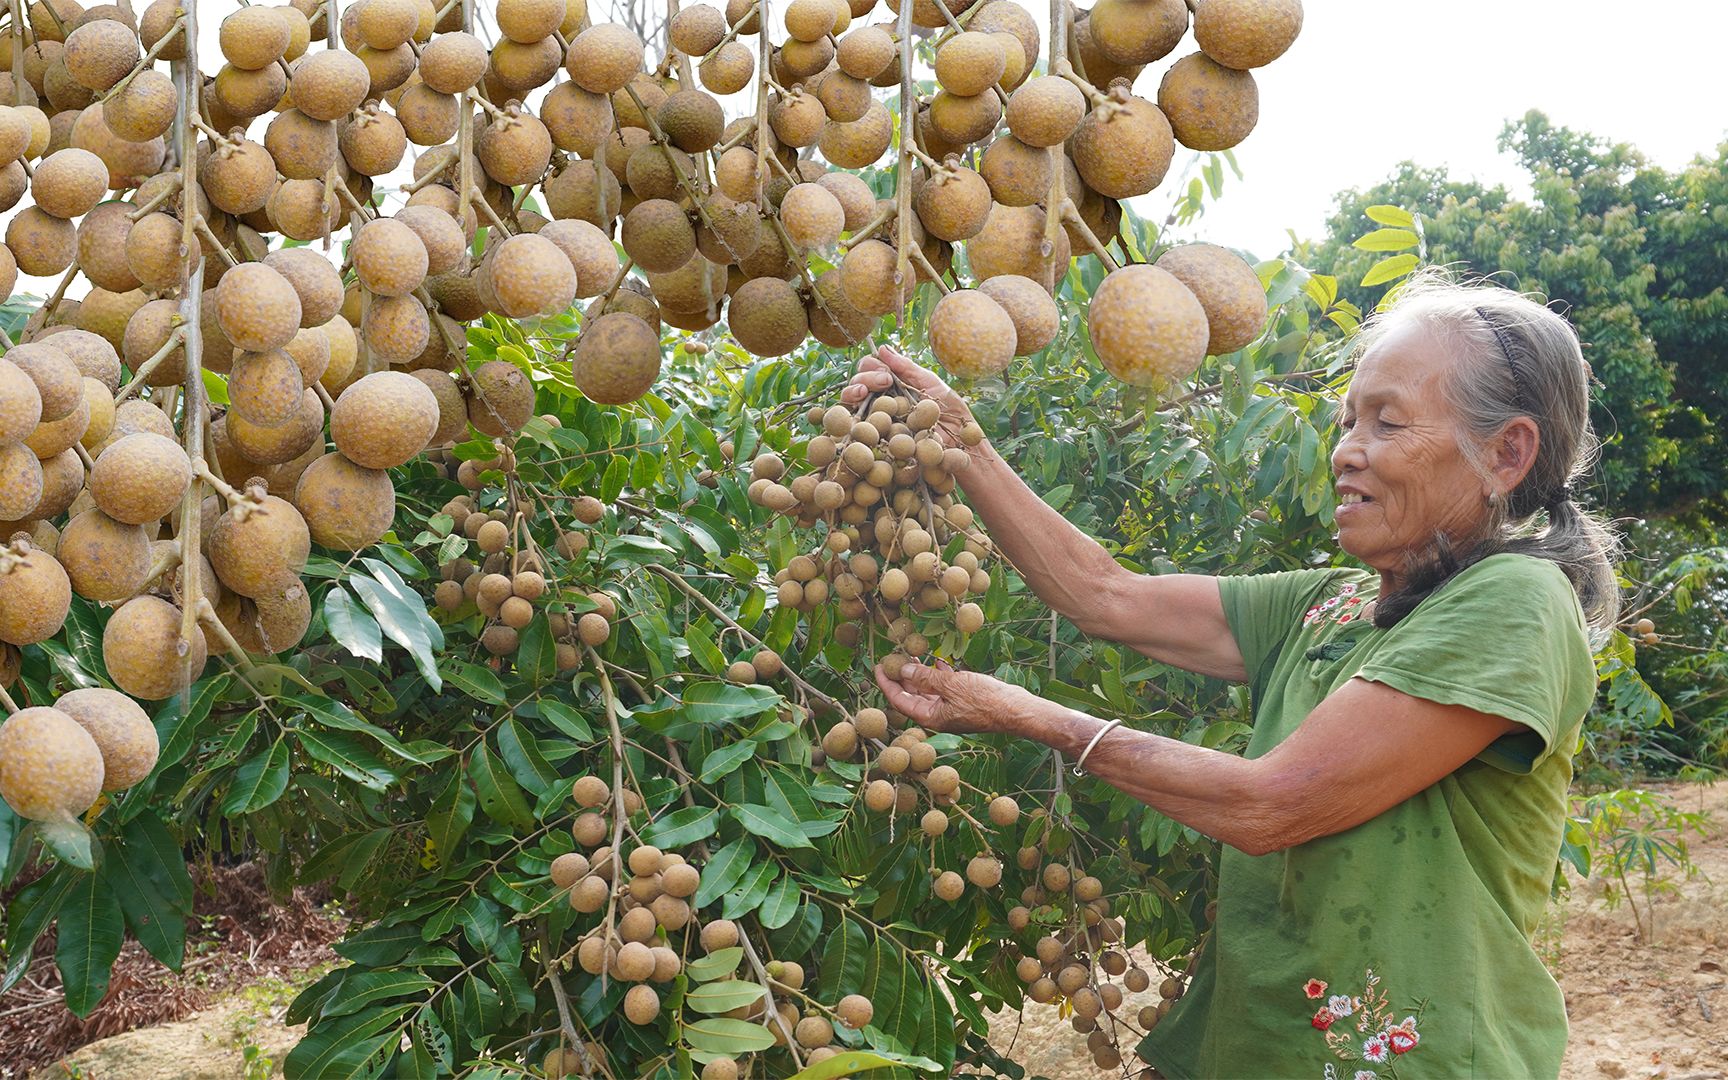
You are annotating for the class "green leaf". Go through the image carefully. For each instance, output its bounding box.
[1364,204,1415,228]
[817,918,869,999]
[516,615,556,687]
[1352,227,1419,252]
[697,739,758,784]
[731,803,812,849]
[56,871,124,1016]
[350,571,443,693]
[721,860,777,919]
[497,718,558,799]
[428,769,475,859]
[323,587,383,662]
[283,1003,412,1079]
[3,868,70,992]
[106,815,192,969]
[757,872,798,929]
[787,1050,945,1078]
[37,816,95,870]
[470,742,533,828]
[296,729,396,791]
[443,659,507,706]
[152,675,229,773]
[683,980,766,1014]
[683,619,727,676]
[286,695,447,765]
[1359,252,1420,288]
[536,699,594,742]
[686,682,780,726]
[318,971,438,1019]
[684,946,742,983]
[600,454,629,502]
[682,1017,778,1055]
[640,805,719,848]
[692,837,753,909]
[221,739,290,815]
[334,922,423,966]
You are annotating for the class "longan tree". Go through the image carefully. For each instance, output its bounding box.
[0,0,1338,1075]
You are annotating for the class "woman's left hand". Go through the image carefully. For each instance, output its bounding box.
[873,659,1038,737]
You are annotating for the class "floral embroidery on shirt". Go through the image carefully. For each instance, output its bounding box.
[1303,583,1368,627]
[1305,968,1426,1079]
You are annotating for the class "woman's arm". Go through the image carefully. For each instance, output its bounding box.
[877,662,1521,856]
[958,442,1247,681]
[845,345,1246,681]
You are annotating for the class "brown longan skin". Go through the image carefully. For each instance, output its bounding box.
[293,452,396,552]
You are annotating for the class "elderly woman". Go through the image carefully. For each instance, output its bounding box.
[845,272,1618,1078]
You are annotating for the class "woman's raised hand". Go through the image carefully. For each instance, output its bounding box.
[841,344,980,452]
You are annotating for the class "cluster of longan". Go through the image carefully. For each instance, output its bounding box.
[998,837,1202,1070]
[431,470,618,670]
[0,685,156,823]
[749,392,992,670]
[822,702,1022,899]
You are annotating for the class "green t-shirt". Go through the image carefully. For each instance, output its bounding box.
[1138,554,1597,1079]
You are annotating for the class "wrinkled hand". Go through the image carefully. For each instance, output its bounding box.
[873,658,1035,737]
[841,344,979,452]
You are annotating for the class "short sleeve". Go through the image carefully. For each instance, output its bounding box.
[1355,554,1598,774]
[1218,568,1357,693]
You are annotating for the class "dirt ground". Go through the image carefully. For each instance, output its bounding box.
[21,784,1728,1079]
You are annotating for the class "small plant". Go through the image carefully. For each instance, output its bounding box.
[1567,787,1710,944]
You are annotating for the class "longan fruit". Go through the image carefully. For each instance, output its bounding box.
[572,775,610,808]
[572,810,608,846]
[699,918,739,953]
[551,851,591,888]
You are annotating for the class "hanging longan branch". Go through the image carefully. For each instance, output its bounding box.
[172,0,207,694]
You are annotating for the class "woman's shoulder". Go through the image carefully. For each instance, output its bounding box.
[1406,553,1593,656]
[1443,552,1581,606]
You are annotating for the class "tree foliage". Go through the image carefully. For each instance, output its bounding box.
[1297,110,1728,527]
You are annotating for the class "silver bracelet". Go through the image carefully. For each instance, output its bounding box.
[1072,718,1123,777]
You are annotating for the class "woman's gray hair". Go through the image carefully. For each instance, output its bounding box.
[1348,265,1622,641]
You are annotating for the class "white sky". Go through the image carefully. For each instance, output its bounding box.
[1109,0,1728,260]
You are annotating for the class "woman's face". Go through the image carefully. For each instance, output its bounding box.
[1331,322,1490,584]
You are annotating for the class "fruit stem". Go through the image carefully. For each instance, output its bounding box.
[893,0,914,307]
[739,932,805,1070]
[642,563,843,720]
[1040,145,1065,292]
[842,203,897,249]
[113,327,188,404]
[172,0,210,697]
[193,460,245,504]
[750,0,771,212]
[907,244,952,295]
[7,0,24,108]
[192,215,242,269]
[766,215,849,329]
[1059,198,1121,272]
[196,597,260,675]
[537,923,593,1067]
[36,261,79,325]
[699,2,756,61]
[587,646,629,993]
[128,174,183,221]
[95,16,185,105]
[0,681,18,713]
